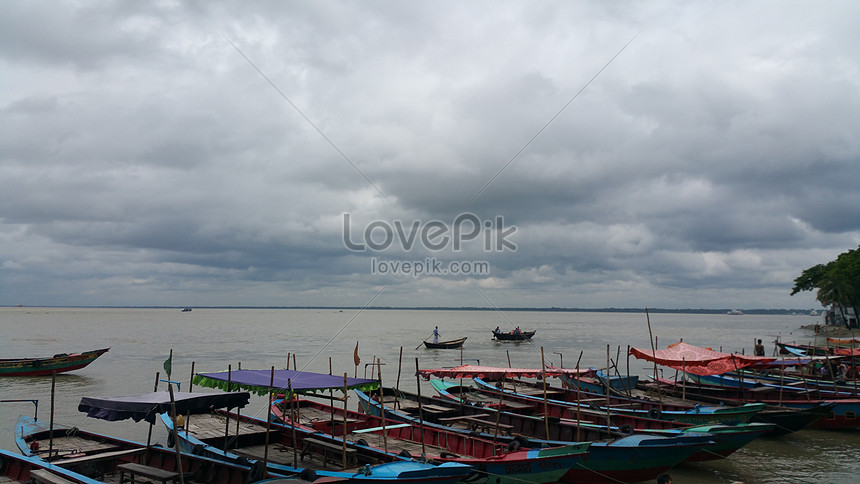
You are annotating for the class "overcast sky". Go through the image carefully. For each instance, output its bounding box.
[1,1,858,309]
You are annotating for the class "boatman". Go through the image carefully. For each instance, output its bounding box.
[432,326,440,344]
[754,339,765,356]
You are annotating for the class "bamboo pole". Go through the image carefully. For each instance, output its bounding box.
[290,380,297,467]
[542,347,550,439]
[168,384,186,484]
[49,371,55,459]
[605,345,611,431]
[186,362,195,437]
[493,376,504,445]
[342,374,348,470]
[575,351,583,442]
[377,358,388,453]
[645,309,663,411]
[394,346,403,410]
[146,371,160,447]
[682,358,686,401]
[224,364,232,451]
[263,367,274,470]
[414,358,426,456]
[626,345,632,398]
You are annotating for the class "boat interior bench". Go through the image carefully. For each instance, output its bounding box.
[29,469,77,484]
[117,462,180,484]
[436,414,512,434]
[437,413,490,424]
[412,404,452,415]
[300,437,357,468]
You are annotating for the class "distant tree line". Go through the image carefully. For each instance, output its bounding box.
[791,246,860,326]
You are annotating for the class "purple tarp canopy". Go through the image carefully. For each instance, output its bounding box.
[193,369,379,396]
[78,390,250,424]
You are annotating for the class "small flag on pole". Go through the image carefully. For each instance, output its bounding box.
[163,349,173,378]
[353,342,360,366]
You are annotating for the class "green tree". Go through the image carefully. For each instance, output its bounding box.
[792,246,860,326]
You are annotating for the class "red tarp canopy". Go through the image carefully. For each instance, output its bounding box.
[629,342,775,376]
[417,364,596,381]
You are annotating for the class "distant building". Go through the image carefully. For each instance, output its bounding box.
[824,305,858,328]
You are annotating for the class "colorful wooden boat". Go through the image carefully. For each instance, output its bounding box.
[491,329,535,341]
[422,337,467,349]
[163,412,476,484]
[15,415,284,483]
[0,348,109,377]
[641,377,860,429]
[355,387,717,483]
[267,396,591,484]
[429,378,773,460]
[0,448,104,484]
[183,368,475,484]
[467,375,766,426]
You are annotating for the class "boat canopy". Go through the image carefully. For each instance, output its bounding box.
[193,369,379,397]
[417,364,596,381]
[630,342,775,376]
[78,390,250,424]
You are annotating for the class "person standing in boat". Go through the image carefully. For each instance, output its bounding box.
[754,339,765,356]
[432,325,440,344]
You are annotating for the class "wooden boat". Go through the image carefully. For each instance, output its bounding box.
[0,448,104,484]
[469,375,766,427]
[422,337,467,349]
[183,368,475,484]
[491,329,535,341]
[354,387,716,484]
[428,378,772,460]
[163,412,475,484]
[0,348,109,377]
[640,376,860,429]
[197,397,590,484]
[15,415,284,483]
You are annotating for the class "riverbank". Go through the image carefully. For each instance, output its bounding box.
[800,323,860,338]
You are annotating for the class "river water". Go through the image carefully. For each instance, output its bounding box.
[1,308,857,483]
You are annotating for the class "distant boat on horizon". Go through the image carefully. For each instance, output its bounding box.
[727,309,744,315]
[181,307,192,312]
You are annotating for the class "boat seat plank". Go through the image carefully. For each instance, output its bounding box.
[301,437,357,468]
[54,448,146,465]
[437,413,490,424]
[117,462,179,484]
[29,469,77,484]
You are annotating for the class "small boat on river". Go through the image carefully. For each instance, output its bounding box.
[422,337,467,349]
[492,329,535,341]
[0,348,109,377]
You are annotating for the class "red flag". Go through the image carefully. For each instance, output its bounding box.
[353,342,360,366]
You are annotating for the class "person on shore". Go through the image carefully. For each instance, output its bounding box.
[754,339,765,356]
[656,474,672,484]
[432,326,440,344]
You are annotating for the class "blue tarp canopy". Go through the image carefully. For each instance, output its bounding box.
[78,390,250,424]
[193,369,379,397]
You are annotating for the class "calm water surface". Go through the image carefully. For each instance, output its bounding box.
[1,308,857,483]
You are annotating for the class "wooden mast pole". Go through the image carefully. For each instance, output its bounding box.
[146,371,159,447]
[645,308,663,411]
[414,358,426,457]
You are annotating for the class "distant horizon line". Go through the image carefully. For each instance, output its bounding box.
[2,305,821,315]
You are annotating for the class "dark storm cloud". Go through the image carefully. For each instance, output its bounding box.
[1,1,858,308]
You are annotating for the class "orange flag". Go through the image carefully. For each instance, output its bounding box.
[353,341,360,366]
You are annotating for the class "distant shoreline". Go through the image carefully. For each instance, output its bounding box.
[1,306,820,315]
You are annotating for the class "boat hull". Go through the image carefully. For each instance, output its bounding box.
[492,330,535,341]
[0,348,109,377]
[423,337,467,349]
